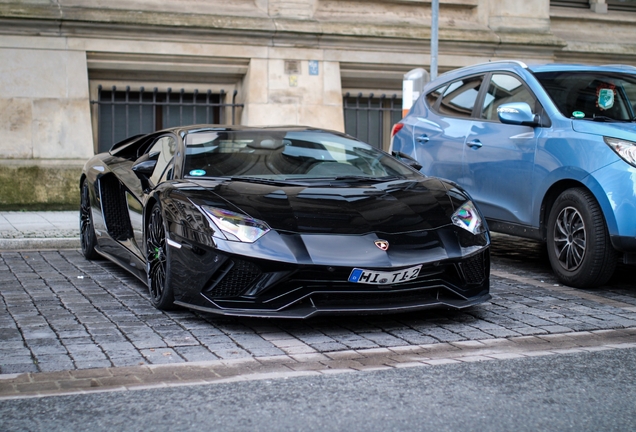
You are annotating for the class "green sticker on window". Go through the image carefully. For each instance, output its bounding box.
[572,111,585,119]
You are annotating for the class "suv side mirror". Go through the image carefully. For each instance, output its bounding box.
[497,102,539,127]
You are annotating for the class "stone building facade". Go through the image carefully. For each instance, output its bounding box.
[1,0,636,208]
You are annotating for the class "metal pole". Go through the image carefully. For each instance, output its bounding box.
[431,0,439,80]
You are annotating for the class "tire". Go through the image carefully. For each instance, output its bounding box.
[546,188,617,288]
[79,180,100,260]
[146,203,176,310]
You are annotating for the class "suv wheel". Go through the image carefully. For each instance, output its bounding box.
[547,188,616,288]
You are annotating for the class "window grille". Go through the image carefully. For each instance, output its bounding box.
[91,86,244,153]
[608,0,636,11]
[551,0,636,10]
[550,0,590,8]
[343,93,402,151]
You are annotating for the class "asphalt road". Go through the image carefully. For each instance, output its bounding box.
[1,347,635,432]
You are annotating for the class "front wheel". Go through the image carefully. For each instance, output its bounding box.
[79,180,99,260]
[146,203,175,310]
[546,188,616,288]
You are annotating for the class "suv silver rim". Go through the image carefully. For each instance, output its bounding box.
[553,205,586,271]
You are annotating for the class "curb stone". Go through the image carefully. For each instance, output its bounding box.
[1,328,635,400]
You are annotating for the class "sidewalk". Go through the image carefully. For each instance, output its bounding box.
[0,211,80,250]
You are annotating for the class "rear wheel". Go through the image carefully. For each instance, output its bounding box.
[547,188,616,288]
[146,203,175,310]
[79,180,99,260]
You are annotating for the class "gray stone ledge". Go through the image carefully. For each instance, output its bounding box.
[0,238,80,251]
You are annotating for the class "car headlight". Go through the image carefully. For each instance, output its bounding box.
[201,206,270,243]
[604,137,636,168]
[452,201,484,235]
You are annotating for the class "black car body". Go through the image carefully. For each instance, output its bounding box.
[80,125,490,318]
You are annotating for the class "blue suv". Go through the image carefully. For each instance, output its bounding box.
[391,61,636,288]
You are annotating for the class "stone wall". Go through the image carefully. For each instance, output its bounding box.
[0,160,82,210]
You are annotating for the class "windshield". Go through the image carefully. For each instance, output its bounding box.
[534,71,636,121]
[183,130,417,180]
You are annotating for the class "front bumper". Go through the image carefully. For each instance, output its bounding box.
[169,243,491,319]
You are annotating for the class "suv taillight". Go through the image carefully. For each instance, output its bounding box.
[391,123,404,137]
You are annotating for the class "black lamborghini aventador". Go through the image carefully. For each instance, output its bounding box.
[80,125,490,318]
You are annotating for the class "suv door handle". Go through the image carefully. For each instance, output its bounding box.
[416,134,430,143]
[467,139,483,149]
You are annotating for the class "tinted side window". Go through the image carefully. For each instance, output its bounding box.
[437,75,484,118]
[621,81,636,117]
[481,74,537,121]
[148,136,176,185]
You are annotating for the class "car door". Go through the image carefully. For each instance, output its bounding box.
[412,74,486,183]
[127,134,177,254]
[462,73,539,225]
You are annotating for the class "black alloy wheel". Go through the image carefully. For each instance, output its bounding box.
[547,188,616,288]
[146,203,175,310]
[79,180,99,260]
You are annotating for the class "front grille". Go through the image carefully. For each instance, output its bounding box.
[456,252,488,285]
[203,259,262,298]
[310,288,463,308]
[99,175,132,240]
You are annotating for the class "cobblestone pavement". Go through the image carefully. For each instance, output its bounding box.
[1,234,635,382]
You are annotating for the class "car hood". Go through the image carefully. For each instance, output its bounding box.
[572,120,636,141]
[183,177,458,235]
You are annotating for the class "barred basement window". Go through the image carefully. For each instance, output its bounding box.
[608,0,636,11]
[551,0,636,10]
[550,0,589,8]
[91,86,244,153]
[343,93,402,151]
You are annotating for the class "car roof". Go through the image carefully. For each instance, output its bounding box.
[427,61,636,91]
[437,61,636,80]
[109,125,362,158]
[156,124,339,135]
[527,63,636,74]
[140,124,353,141]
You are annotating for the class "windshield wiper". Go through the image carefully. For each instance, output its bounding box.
[590,115,630,122]
[226,176,297,186]
[328,175,401,182]
[224,175,402,185]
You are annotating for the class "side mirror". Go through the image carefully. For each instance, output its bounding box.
[392,151,423,171]
[497,102,539,127]
[132,154,157,178]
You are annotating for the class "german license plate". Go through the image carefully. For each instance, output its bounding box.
[348,265,422,285]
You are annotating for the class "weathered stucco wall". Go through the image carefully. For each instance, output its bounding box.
[0,47,93,160]
[0,0,635,208]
